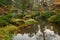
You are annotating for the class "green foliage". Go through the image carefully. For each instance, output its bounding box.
[0,0,12,6]
[48,15,56,22]
[11,18,25,26]
[30,11,40,20]
[0,25,18,40]
[15,14,25,19]
[0,13,13,26]
[25,19,37,25]
[55,9,60,13]
[14,0,33,13]
[0,16,9,26]
[40,10,53,20]
[48,13,60,22]
[0,12,37,26]
[25,21,34,24]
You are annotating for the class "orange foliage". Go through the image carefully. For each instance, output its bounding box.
[54,0,60,2]
[0,7,7,15]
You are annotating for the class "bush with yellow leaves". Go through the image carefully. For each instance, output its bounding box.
[0,25,18,40]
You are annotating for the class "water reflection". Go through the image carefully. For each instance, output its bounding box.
[12,24,60,40]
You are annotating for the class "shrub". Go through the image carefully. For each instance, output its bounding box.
[0,25,18,40]
[14,14,25,19]
[0,13,13,26]
[44,11,52,18]
[40,10,53,20]
[48,13,60,23]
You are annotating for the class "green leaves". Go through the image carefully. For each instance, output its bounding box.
[0,25,18,40]
[25,19,37,25]
[0,0,12,6]
[40,10,53,20]
[14,0,33,14]
[48,13,60,22]
[48,15,57,22]
[0,13,13,26]
[42,10,52,18]
[0,16,9,26]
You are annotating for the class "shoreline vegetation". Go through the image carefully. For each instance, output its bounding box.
[0,0,60,40]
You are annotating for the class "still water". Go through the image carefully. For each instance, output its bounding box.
[12,24,60,40]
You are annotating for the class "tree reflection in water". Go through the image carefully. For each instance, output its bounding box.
[12,24,60,40]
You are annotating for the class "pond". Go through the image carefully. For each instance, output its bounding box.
[12,20,60,40]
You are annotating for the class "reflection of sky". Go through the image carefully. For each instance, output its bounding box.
[13,29,60,40]
[12,33,37,40]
